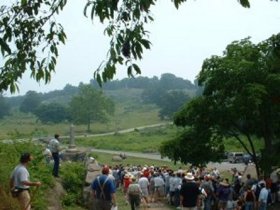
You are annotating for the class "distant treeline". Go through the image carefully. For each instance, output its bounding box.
[5,73,201,106]
[0,73,203,121]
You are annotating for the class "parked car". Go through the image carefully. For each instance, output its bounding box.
[243,153,262,164]
[228,152,244,163]
[242,154,253,164]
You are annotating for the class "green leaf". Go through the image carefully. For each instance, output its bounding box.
[0,38,12,55]
[127,65,132,76]
[83,2,91,18]
[173,0,187,9]
[174,0,179,9]
[132,64,141,74]
[238,0,250,8]
[91,3,96,20]
[21,0,28,6]
[140,39,151,49]
[96,73,102,86]
[135,42,143,59]
[133,8,141,19]
[118,56,124,65]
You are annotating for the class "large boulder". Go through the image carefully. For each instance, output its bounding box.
[83,158,102,209]
[112,155,122,162]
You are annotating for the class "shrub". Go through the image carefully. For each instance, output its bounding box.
[0,141,52,209]
[61,162,86,207]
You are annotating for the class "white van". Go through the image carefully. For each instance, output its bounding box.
[228,152,244,163]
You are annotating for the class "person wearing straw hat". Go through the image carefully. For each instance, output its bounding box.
[179,172,200,210]
[216,179,231,210]
[10,152,42,210]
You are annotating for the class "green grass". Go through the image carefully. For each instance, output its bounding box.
[224,136,264,153]
[76,124,180,153]
[90,151,186,170]
[0,141,55,210]
[0,103,162,140]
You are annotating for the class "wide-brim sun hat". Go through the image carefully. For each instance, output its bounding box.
[220,180,229,186]
[184,172,194,181]
[124,174,130,179]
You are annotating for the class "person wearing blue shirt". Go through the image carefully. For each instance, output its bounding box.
[91,165,117,210]
[258,183,269,210]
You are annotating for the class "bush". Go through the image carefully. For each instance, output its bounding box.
[61,162,86,207]
[0,141,53,209]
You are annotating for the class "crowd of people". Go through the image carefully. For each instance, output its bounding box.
[9,133,279,210]
[91,163,280,210]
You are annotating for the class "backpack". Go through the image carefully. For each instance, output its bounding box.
[245,190,254,202]
[254,184,261,200]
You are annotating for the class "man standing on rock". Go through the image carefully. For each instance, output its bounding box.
[91,165,117,210]
[49,134,60,177]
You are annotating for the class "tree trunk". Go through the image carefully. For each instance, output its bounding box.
[263,134,273,176]
[262,110,273,176]
[246,134,260,178]
[87,118,91,132]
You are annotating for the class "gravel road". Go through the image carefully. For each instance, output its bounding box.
[90,148,246,172]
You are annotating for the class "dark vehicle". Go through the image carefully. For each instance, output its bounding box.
[243,153,261,164]
[242,154,253,165]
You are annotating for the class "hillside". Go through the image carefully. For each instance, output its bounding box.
[0,74,198,139]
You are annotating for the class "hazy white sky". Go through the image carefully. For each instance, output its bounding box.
[4,0,280,96]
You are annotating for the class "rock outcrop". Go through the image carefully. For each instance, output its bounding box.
[83,158,102,210]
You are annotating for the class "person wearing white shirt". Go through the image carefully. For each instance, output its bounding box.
[138,174,150,204]
[49,134,60,177]
[10,153,42,210]
[258,183,269,210]
[153,174,165,202]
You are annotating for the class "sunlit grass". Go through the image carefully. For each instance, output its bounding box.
[0,103,162,140]
[76,124,180,153]
[90,151,186,170]
[224,136,264,153]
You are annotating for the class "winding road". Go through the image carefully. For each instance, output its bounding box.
[90,148,246,173]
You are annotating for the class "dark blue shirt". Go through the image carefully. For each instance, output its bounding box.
[217,185,231,201]
[180,182,200,207]
[91,175,116,201]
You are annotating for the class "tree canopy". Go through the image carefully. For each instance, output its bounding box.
[160,34,280,174]
[0,94,10,119]
[0,0,252,93]
[34,102,69,123]
[69,84,115,131]
[19,90,41,113]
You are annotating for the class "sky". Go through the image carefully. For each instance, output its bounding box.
[3,0,280,96]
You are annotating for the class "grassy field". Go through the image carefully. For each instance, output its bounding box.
[224,136,263,152]
[0,87,265,210]
[0,103,162,140]
[75,124,180,153]
[90,151,186,170]
[75,124,263,154]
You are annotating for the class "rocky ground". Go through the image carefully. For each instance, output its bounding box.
[46,178,64,210]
